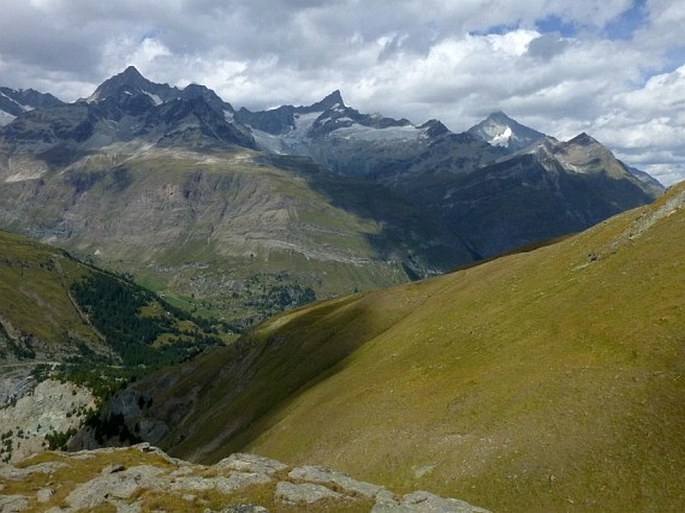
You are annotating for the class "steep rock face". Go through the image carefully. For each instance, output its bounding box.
[85,65,181,104]
[0,445,491,513]
[433,152,657,258]
[236,92,662,260]
[0,379,96,463]
[0,86,64,126]
[237,90,500,180]
[390,131,662,258]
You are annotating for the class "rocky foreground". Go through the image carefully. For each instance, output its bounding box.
[0,443,491,513]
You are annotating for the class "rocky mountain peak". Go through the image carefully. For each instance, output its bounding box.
[309,89,346,111]
[419,119,450,137]
[121,65,144,79]
[485,110,514,123]
[468,111,545,151]
[181,83,235,114]
[567,131,600,147]
[87,66,178,104]
[0,86,65,126]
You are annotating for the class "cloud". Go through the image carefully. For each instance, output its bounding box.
[590,64,685,185]
[527,33,569,60]
[0,0,682,183]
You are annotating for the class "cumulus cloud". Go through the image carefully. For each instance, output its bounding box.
[0,0,682,183]
[591,65,685,185]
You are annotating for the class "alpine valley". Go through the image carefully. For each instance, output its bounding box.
[0,66,662,328]
[0,68,681,513]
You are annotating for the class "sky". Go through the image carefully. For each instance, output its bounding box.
[0,0,683,184]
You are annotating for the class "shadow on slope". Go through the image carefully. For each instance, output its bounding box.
[98,289,428,462]
[258,153,479,274]
[106,182,685,513]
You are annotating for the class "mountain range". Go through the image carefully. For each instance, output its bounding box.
[0,66,664,326]
[0,67,681,513]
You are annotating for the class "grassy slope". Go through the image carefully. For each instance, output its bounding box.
[0,230,102,360]
[154,183,684,513]
[0,230,223,366]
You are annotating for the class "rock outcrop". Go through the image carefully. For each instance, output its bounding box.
[0,443,491,513]
[0,379,96,463]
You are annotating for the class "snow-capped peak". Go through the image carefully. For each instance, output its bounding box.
[467,111,545,151]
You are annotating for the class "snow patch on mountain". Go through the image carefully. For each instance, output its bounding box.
[143,91,163,105]
[252,128,286,154]
[332,123,427,143]
[490,126,513,147]
[291,111,323,138]
[0,109,16,126]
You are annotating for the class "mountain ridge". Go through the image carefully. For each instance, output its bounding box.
[0,67,666,326]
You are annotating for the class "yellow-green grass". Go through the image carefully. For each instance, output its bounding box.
[0,231,99,353]
[0,230,224,364]
[152,183,684,513]
[1,449,174,512]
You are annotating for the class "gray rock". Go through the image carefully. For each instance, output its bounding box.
[114,500,143,513]
[220,505,269,513]
[289,464,386,499]
[0,495,28,513]
[371,491,491,513]
[169,464,199,477]
[0,379,96,463]
[215,453,288,476]
[66,464,166,509]
[36,487,55,503]
[0,461,69,479]
[132,442,185,464]
[101,463,125,474]
[170,471,271,494]
[275,481,345,504]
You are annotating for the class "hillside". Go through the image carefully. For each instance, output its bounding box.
[0,145,465,327]
[109,182,685,513]
[0,230,104,363]
[0,230,222,367]
[0,230,229,463]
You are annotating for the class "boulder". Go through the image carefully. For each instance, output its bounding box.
[289,464,387,499]
[371,490,491,513]
[66,464,166,509]
[216,452,288,476]
[275,481,345,504]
